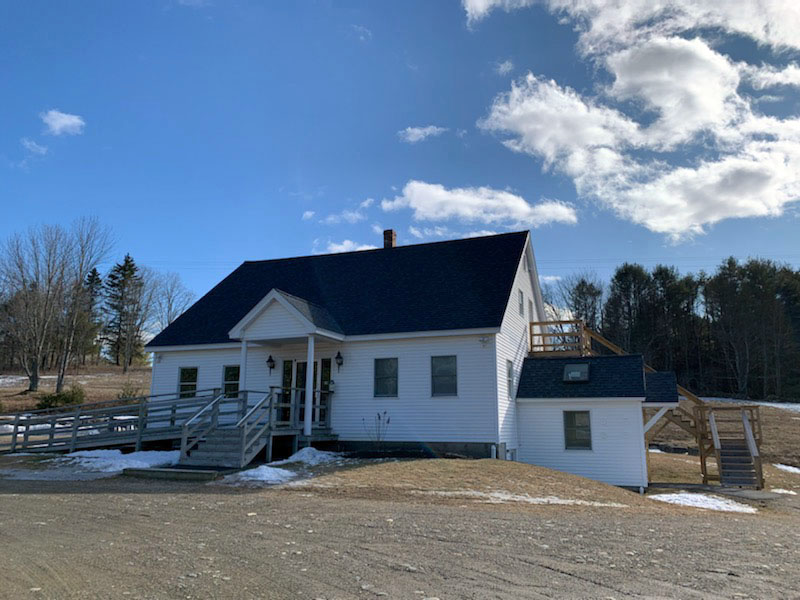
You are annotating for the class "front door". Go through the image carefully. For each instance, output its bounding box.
[293,359,331,427]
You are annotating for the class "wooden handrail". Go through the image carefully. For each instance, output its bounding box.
[742,409,764,488]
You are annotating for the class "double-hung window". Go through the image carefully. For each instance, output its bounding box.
[564,410,592,450]
[431,355,457,396]
[506,360,514,399]
[179,367,198,398]
[374,358,398,397]
[518,290,524,316]
[223,365,240,398]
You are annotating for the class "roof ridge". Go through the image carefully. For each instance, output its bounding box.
[242,230,529,265]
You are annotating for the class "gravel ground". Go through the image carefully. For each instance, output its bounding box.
[2,472,800,599]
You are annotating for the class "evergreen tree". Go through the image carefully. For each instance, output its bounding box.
[103,254,144,368]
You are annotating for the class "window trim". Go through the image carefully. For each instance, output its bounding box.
[506,359,514,399]
[563,410,592,451]
[431,355,458,397]
[518,289,524,316]
[373,357,398,398]
[178,366,198,398]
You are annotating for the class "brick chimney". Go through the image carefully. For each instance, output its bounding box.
[383,229,397,249]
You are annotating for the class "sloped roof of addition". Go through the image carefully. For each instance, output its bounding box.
[516,354,648,398]
[147,231,530,347]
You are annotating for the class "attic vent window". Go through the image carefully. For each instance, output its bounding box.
[563,363,589,382]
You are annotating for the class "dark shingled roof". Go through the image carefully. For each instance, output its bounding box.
[645,372,679,404]
[147,231,529,348]
[516,355,647,398]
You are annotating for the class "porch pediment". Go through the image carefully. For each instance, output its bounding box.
[228,288,343,341]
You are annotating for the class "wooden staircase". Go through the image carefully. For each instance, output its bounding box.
[529,319,765,489]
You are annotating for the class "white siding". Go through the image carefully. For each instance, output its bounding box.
[150,334,498,444]
[331,335,496,442]
[495,240,541,451]
[516,398,648,487]
[243,301,310,340]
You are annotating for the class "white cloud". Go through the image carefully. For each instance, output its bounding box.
[495,59,514,75]
[323,240,378,253]
[301,210,315,220]
[40,109,85,136]
[409,225,499,240]
[469,1,800,240]
[540,275,562,284]
[398,125,448,143]
[463,0,535,26]
[465,1,800,54]
[21,138,47,155]
[606,37,744,149]
[351,24,372,42]
[320,198,374,225]
[382,180,578,228]
[371,223,383,235]
[743,63,800,89]
[481,70,800,238]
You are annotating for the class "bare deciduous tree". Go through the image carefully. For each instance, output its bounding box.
[151,271,195,333]
[0,225,68,391]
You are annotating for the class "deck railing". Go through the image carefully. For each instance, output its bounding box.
[529,319,591,356]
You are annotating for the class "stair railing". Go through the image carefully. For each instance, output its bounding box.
[180,391,226,461]
[707,410,724,482]
[237,390,274,466]
[742,410,764,489]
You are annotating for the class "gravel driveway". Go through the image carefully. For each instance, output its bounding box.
[1,476,799,599]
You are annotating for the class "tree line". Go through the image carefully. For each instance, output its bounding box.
[548,258,800,401]
[0,218,195,392]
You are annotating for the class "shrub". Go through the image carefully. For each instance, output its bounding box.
[36,386,86,410]
[117,380,143,401]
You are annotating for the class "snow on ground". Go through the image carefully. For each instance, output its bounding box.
[774,463,800,475]
[224,465,297,485]
[771,488,798,495]
[269,447,343,467]
[0,450,179,481]
[648,448,664,453]
[55,449,179,472]
[414,490,627,508]
[649,492,757,513]
[704,397,800,413]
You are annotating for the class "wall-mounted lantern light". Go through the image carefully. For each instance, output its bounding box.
[335,351,344,372]
[266,355,275,374]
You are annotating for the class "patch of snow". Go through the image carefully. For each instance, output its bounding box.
[415,490,627,508]
[649,492,757,513]
[774,463,800,475]
[225,465,297,485]
[269,447,343,467]
[55,449,180,472]
[770,488,797,495]
[648,448,664,453]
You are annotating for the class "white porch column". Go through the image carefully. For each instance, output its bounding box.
[303,334,315,436]
[239,340,248,392]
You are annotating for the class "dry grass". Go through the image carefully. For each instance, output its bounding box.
[0,366,151,413]
[288,458,665,511]
[649,450,800,492]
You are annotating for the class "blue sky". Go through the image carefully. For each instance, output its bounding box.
[2,0,799,296]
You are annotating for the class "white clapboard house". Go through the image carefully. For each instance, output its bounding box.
[142,230,679,488]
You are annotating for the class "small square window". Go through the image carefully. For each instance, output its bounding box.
[564,410,591,450]
[563,363,589,382]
